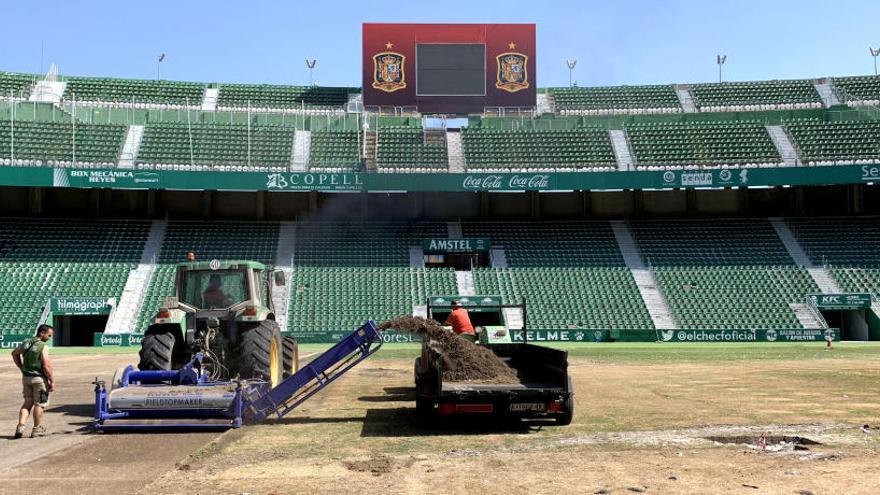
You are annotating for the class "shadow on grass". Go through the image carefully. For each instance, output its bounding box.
[360,407,544,437]
[271,416,366,425]
[49,403,94,419]
[357,386,416,402]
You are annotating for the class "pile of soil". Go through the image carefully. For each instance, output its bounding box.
[379,316,518,383]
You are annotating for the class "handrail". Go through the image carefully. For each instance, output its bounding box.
[803,295,830,328]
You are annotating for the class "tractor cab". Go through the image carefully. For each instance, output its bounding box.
[168,260,279,316]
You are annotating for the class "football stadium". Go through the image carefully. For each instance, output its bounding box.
[1,8,880,495]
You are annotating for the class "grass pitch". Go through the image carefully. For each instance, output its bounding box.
[138,341,880,494]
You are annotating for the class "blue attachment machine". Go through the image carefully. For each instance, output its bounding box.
[93,320,383,431]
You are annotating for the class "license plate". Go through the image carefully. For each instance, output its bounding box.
[510,402,545,412]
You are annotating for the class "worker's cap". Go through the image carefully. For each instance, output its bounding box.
[451,300,462,307]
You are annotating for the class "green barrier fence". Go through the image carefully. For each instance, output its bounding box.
[611,328,839,343]
[1,163,878,193]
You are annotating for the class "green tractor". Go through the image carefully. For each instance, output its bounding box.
[138,260,297,387]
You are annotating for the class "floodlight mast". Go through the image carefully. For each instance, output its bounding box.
[157,53,166,81]
[566,60,577,87]
[870,48,880,76]
[306,59,317,86]
[717,54,727,83]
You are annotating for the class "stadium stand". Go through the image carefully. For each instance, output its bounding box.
[784,119,880,165]
[290,221,456,333]
[308,130,362,171]
[135,122,295,171]
[690,80,822,111]
[0,72,36,98]
[461,127,617,171]
[217,84,356,111]
[631,219,819,329]
[787,217,880,300]
[0,219,150,336]
[0,120,126,167]
[134,221,280,332]
[625,121,781,169]
[463,221,653,329]
[550,85,681,115]
[63,77,205,108]
[376,126,448,172]
[832,75,880,105]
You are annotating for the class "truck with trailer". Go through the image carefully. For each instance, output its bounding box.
[414,296,574,424]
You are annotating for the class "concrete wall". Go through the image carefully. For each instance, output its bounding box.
[642,190,687,216]
[590,191,635,217]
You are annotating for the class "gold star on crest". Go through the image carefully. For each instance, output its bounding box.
[385,41,394,49]
[508,42,517,49]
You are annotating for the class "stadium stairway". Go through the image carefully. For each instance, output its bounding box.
[769,218,843,294]
[536,93,554,115]
[813,80,841,107]
[105,220,167,334]
[29,67,64,104]
[674,85,697,113]
[117,125,145,168]
[292,130,311,171]
[447,220,462,239]
[446,131,465,172]
[490,248,508,268]
[610,221,678,329]
[608,130,635,171]
[346,94,364,113]
[789,302,828,328]
[409,247,425,269]
[766,125,801,167]
[455,270,476,296]
[273,222,296,331]
[201,87,219,111]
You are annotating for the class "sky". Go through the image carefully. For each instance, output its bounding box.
[0,0,878,88]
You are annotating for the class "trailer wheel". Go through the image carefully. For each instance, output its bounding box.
[555,377,574,426]
[239,321,284,387]
[282,335,299,378]
[138,331,177,371]
[415,397,433,424]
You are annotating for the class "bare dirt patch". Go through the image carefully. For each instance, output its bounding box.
[0,353,219,495]
[342,453,419,476]
[380,316,517,383]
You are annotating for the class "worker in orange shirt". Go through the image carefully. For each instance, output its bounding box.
[445,300,476,342]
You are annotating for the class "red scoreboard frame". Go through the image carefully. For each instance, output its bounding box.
[362,23,537,114]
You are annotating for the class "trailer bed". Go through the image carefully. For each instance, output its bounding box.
[415,343,573,424]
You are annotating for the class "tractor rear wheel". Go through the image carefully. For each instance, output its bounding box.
[282,335,299,378]
[239,321,284,387]
[138,331,177,371]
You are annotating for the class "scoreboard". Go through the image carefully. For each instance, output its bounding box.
[362,23,536,114]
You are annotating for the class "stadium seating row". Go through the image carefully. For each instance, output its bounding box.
[0,219,149,335]
[3,70,878,114]
[2,217,880,337]
[0,118,876,171]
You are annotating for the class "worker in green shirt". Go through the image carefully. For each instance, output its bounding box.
[11,325,55,438]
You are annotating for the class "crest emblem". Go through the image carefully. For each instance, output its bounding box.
[372,43,406,93]
[496,45,529,93]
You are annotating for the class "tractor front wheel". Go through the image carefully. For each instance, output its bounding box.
[239,321,284,387]
[138,331,178,371]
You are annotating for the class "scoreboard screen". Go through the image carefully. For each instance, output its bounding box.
[416,44,485,96]
[363,23,536,114]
